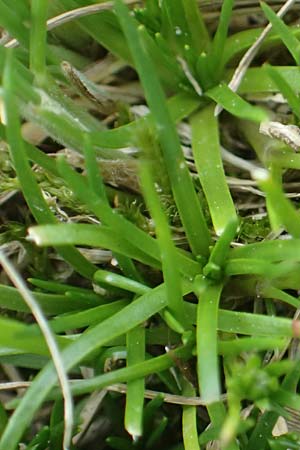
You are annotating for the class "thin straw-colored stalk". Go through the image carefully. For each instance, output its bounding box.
[215,0,297,115]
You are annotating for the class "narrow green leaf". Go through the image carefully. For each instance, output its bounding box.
[207,0,234,80]
[2,49,96,279]
[238,66,300,95]
[265,64,300,119]
[218,337,286,356]
[195,278,222,402]
[262,286,300,309]
[206,83,268,122]
[191,105,237,235]
[182,0,211,53]
[125,326,145,438]
[0,284,101,314]
[94,270,149,296]
[0,282,183,450]
[0,316,66,357]
[138,134,186,324]
[160,0,193,53]
[114,0,211,258]
[49,300,129,333]
[182,379,200,450]
[29,222,161,270]
[0,1,29,47]
[253,168,300,238]
[30,0,48,82]
[184,302,297,338]
[261,2,300,65]
[58,0,133,63]
[89,92,202,149]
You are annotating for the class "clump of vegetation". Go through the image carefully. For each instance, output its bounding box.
[1,1,300,449]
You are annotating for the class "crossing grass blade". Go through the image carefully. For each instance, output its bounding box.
[2,48,96,279]
[261,1,300,65]
[206,83,268,122]
[0,282,188,450]
[114,0,211,259]
[264,64,300,120]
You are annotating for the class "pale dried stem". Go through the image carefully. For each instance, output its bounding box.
[0,381,227,407]
[5,0,139,48]
[215,0,297,115]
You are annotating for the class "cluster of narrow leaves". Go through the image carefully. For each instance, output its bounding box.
[2,1,300,449]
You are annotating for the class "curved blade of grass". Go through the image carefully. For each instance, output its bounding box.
[206,83,268,122]
[2,49,96,279]
[184,302,298,338]
[264,64,300,119]
[49,300,129,333]
[89,91,202,149]
[261,1,300,65]
[138,131,186,324]
[190,105,237,235]
[29,222,161,269]
[94,270,149,296]
[0,316,59,356]
[267,149,300,169]
[28,222,200,277]
[27,278,101,299]
[114,0,211,258]
[125,325,145,438]
[0,250,73,450]
[0,1,29,47]
[225,258,297,279]
[218,337,287,356]
[230,238,300,262]
[253,168,300,238]
[261,286,300,309]
[52,345,193,400]
[224,25,300,67]
[195,277,222,403]
[0,284,102,314]
[237,66,300,95]
[0,281,191,450]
